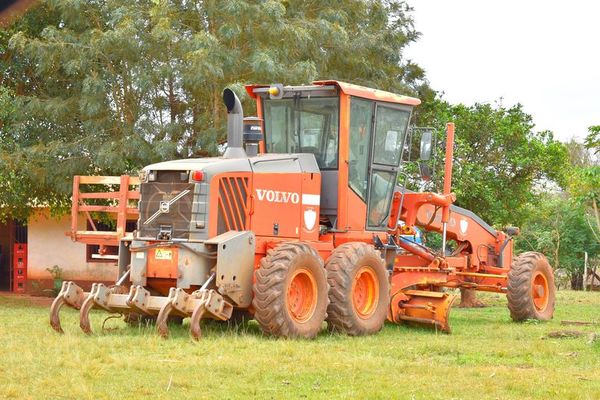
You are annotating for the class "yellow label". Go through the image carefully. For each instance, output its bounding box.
[154,249,172,260]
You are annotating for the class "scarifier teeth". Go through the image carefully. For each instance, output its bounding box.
[156,288,178,339]
[157,288,233,340]
[126,285,150,315]
[78,284,136,334]
[50,282,234,339]
[49,295,66,334]
[79,283,100,335]
[189,300,207,341]
[49,281,87,334]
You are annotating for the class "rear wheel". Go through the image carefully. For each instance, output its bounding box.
[507,252,556,321]
[252,242,329,338]
[326,242,390,335]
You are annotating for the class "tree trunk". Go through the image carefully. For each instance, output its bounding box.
[571,271,583,290]
[592,200,600,242]
[458,288,486,308]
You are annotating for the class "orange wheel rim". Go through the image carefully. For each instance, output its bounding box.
[287,268,318,323]
[532,271,549,311]
[352,267,379,319]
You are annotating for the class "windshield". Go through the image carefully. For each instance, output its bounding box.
[263,97,339,169]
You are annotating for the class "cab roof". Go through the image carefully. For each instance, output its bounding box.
[245,80,421,106]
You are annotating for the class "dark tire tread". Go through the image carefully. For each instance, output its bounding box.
[325,242,389,336]
[507,251,556,321]
[252,242,329,338]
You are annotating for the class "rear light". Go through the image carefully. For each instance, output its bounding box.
[191,170,204,182]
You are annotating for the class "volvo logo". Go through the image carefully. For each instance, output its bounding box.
[256,189,300,204]
[159,201,170,213]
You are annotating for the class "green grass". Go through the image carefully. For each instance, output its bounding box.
[0,291,599,400]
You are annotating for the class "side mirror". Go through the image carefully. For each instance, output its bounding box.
[419,162,432,181]
[419,129,433,161]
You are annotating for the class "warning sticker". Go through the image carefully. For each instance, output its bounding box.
[154,249,173,260]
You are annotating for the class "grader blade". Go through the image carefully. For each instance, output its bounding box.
[392,290,457,333]
[50,281,88,334]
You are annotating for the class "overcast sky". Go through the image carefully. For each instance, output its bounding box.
[405,0,599,142]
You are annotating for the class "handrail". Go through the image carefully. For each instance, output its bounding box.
[69,175,140,247]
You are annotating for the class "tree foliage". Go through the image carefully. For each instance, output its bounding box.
[414,99,568,227]
[585,125,600,154]
[0,0,427,220]
[516,195,600,287]
[569,166,600,244]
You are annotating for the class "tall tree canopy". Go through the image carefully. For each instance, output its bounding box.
[415,99,568,227]
[516,194,599,287]
[585,125,600,154]
[0,0,428,221]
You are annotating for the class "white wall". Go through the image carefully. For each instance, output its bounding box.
[27,209,118,282]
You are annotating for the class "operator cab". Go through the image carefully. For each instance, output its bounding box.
[247,81,419,233]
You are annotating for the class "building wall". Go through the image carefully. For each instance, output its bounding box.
[27,209,118,287]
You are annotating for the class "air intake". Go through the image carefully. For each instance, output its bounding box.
[222,88,247,159]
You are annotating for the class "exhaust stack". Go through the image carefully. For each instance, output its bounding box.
[222,88,247,159]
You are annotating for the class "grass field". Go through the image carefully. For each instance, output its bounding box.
[0,291,599,400]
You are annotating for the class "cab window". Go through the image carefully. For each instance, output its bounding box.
[367,170,396,227]
[348,98,373,200]
[263,97,339,169]
[372,106,410,166]
[367,105,411,229]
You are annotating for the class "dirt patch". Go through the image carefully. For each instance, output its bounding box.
[0,292,53,307]
[546,330,587,339]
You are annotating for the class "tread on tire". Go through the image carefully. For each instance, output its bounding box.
[507,251,556,321]
[252,242,329,338]
[325,242,390,336]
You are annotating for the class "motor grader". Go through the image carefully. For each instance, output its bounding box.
[50,80,556,339]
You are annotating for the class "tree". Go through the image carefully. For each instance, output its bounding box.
[516,194,600,289]
[585,125,600,154]
[415,99,568,227]
[1,0,428,221]
[414,99,569,305]
[1,3,66,221]
[565,135,600,284]
[569,166,600,245]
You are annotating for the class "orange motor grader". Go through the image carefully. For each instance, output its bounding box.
[50,80,556,339]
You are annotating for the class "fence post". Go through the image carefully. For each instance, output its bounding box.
[583,251,588,292]
[116,175,129,239]
[70,176,80,241]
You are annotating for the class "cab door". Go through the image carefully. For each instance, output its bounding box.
[366,104,411,230]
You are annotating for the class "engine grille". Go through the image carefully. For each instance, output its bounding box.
[217,176,250,235]
[138,171,194,240]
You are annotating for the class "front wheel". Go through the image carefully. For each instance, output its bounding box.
[507,252,556,321]
[252,242,329,338]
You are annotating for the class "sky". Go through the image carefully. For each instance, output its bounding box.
[405,0,600,142]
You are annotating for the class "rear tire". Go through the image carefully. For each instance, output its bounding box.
[325,242,390,335]
[252,242,329,338]
[507,252,556,321]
